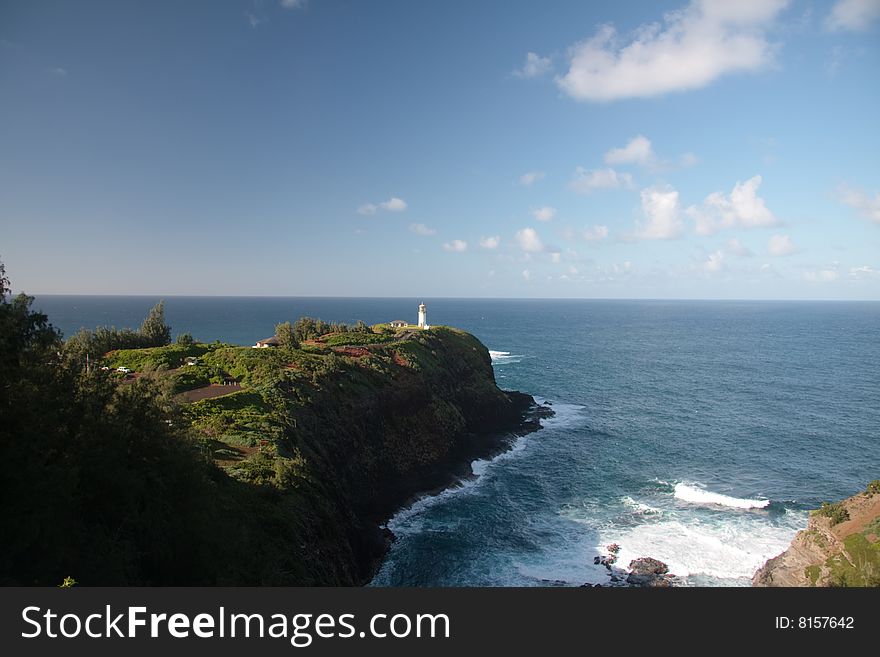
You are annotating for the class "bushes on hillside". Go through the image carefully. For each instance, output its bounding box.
[815,501,850,525]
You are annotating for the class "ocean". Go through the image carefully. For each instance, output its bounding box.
[33,295,880,586]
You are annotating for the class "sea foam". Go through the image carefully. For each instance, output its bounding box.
[603,517,799,580]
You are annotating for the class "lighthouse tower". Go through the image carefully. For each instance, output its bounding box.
[418,302,427,329]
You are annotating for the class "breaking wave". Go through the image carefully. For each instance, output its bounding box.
[674,483,770,510]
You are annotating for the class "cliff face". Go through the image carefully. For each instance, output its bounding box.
[753,485,880,587]
[180,326,542,585]
[270,327,540,583]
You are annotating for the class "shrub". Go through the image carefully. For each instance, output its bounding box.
[815,501,850,525]
[866,480,880,496]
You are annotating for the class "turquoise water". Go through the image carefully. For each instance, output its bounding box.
[34,296,880,586]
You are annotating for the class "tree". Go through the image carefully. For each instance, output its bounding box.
[176,333,195,347]
[275,321,299,349]
[293,317,318,343]
[139,300,171,347]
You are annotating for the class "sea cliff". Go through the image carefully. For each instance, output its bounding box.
[752,482,880,587]
[3,323,542,586]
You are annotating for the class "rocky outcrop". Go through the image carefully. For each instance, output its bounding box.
[753,485,880,587]
[626,557,672,587]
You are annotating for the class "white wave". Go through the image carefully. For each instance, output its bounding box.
[621,496,661,516]
[535,399,587,430]
[674,483,770,510]
[471,435,530,477]
[489,350,523,364]
[385,478,481,535]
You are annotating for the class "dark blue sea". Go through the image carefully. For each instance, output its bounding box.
[33,296,880,586]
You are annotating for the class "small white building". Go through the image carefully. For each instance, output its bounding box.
[253,336,281,348]
[389,320,408,329]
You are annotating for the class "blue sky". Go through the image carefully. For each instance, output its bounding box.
[1,0,879,298]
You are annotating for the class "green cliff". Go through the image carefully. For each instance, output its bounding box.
[0,307,539,585]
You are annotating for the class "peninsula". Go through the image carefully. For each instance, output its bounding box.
[0,280,544,586]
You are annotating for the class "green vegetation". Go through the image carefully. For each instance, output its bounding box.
[275,321,299,349]
[176,332,195,347]
[814,501,850,525]
[826,534,880,587]
[866,480,880,495]
[0,258,528,585]
[318,332,391,346]
[64,300,173,365]
[103,342,219,371]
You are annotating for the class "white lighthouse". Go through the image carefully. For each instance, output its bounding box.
[418,302,427,329]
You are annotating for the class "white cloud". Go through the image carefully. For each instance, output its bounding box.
[634,186,683,240]
[605,135,655,167]
[687,175,777,234]
[702,250,725,272]
[443,240,468,252]
[605,135,698,171]
[726,237,753,256]
[522,269,532,281]
[380,197,407,212]
[519,171,545,186]
[532,206,557,222]
[804,268,839,282]
[479,235,501,249]
[556,0,789,102]
[515,227,545,252]
[280,0,307,9]
[850,265,879,278]
[837,184,880,223]
[48,67,68,76]
[513,52,553,79]
[550,252,562,263]
[767,233,796,256]
[569,167,634,194]
[409,223,436,236]
[357,196,407,215]
[826,0,880,31]
[583,225,609,241]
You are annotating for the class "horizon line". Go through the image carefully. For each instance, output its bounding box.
[20,292,880,303]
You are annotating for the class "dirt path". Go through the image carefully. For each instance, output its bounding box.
[176,383,242,403]
[833,494,880,539]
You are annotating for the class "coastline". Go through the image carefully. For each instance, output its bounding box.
[363,392,552,584]
[752,483,880,587]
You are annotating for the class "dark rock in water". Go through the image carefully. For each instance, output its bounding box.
[626,557,672,587]
[629,557,669,575]
[540,578,568,587]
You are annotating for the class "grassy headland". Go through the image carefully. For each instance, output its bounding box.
[0,268,539,585]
